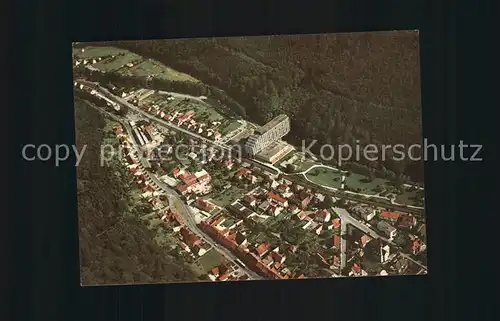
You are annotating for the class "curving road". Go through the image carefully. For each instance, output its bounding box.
[78,93,262,279]
[76,80,427,271]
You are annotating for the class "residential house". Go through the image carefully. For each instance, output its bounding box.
[235,232,248,247]
[196,199,216,212]
[397,215,417,229]
[296,211,308,221]
[412,239,424,255]
[262,254,274,267]
[298,190,313,209]
[176,184,188,196]
[288,204,300,214]
[377,221,398,240]
[244,195,257,207]
[235,168,251,179]
[255,243,270,258]
[328,218,341,230]
[267,191,288,207]
[270,249,286,265]
[360,235,372,248]
[223,160,234,170]
[380,211,401,223]
[314,209,331,222]
[333,234,341,249]
[258,201,270,212]
[277,184,290,194]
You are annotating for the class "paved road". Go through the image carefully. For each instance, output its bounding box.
[332,206,428,270]
[78,94,262,279]
[77,81,427,271]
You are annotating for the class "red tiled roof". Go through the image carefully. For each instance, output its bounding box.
[196,199,215,212]
[255,243,269,256]
[211,266,219,276]
[296,211,308,220]
[177,185,188,192]
[245,195,257,204]
[380,211,401,220]
[270,251,285,263]
[267,192,287,204]
[212,216,225,226]
[352,264,361,273]
[235,168,251,178]
[412,239,421,252]
[333,235,341,248]
[332,218,341,229]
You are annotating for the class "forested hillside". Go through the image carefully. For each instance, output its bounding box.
[75,98,197,285]
[92,32,424,182]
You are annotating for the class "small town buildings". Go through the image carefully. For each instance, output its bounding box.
[380,211,401,223]
[377,221,397,240]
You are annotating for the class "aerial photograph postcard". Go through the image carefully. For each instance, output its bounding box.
[73,31,427,285]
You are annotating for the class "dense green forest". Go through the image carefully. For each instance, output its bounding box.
[90,32,423,182]
[75,98,197,285]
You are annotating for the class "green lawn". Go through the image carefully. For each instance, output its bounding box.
[72,46,129,59]
[210,184,250,207]
[396,189,425,207]
[190,249,225,276]
[125,59,200,82]
[220,120,242,135]
[93,53,143,72]
[305,167,343,189]
[345,173,388,195]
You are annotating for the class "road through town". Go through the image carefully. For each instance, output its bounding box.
[76,81,427,272]
[78,95,263,280]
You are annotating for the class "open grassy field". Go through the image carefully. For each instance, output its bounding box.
[304,166,343,189]
[123,59,200,82]
[190,249,224,276]
[92,53,143,72]
[220,120,241,135]
[345,173,388,195]
[211,185,249,207]
[72,46,129,59]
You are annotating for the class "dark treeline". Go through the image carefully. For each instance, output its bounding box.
[85,33,424,183]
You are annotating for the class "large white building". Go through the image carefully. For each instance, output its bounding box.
[245,114,290,156]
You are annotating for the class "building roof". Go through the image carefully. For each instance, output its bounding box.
[255,243,269,256]
[235,168,251,178]
[245,195,257,204]
[361,235,372,247]
[380,211,401,220]
[196,199,215,212]
[333,235,341,247]
[331,218,341,229]
[296,211,308,220]
[397,215,417,228]
[267,191,287,204]
[352,263,361,273]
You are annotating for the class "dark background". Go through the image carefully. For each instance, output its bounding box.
[8,0,492,320]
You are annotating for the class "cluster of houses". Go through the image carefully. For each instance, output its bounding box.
[348,202,424,245]
[139,104,223,141]
[173,168,213,196]
[114,125,167,210]
[199,211,307,280]
[154,210,212,258]
[207,263,250,282]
